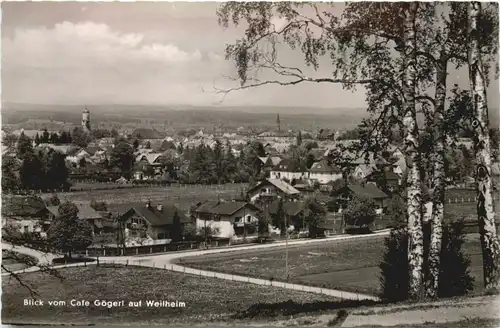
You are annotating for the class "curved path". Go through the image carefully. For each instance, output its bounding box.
[3,231,390,301]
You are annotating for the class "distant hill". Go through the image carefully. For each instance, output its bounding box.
[1,102,368,131]
[2,102,498,131]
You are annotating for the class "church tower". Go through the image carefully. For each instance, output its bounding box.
[82,107,91,132]
[276,113,281,132]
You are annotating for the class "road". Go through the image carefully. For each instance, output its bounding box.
[2,230,391,301]
[2,242,58,265]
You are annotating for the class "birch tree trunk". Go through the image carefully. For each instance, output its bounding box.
[426,53,448,299]
[403,2,425,300]
[468,1,500,291]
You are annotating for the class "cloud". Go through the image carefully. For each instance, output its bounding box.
[3,21,229,104]
[3,21,205,71]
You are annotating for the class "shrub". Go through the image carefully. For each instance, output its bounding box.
[379,228,409,302]
[437,219,474,297]
[379,219,474,302]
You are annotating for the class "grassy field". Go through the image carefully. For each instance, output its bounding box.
[180,234,484,296]
[2,265,351,325]
[45,183,248,212]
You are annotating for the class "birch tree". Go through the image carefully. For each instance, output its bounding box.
[401,2,425,300]
[216,2,430,300]
[468,1,500,291]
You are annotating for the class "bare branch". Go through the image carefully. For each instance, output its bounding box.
[2,264,39,299]
[213,76,372,102]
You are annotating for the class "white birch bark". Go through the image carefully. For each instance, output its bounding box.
[403,2,425,300]
[468,1,500,291]
[426,53,447,299]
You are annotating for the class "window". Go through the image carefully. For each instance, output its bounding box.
[157,233,165,239]
[234,217,241,223]
[261,188,267,193]
[246,215,252,222]
[23,226,29,233]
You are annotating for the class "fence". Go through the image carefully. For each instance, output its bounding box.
[54,258,378,301]
[83,239,233,257]
[66,182,249,193]
[445,196,498,204]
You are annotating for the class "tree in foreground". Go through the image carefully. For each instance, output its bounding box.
[47,202,93,259]
[467,1,500,292]
[215,2,428,299]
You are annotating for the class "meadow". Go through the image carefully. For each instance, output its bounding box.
[180,234,484,296]
[47,183,248,212]
[2,265,344,325]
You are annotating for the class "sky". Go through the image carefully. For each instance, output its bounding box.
[1,2,499,111]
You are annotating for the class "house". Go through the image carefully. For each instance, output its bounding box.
[257,155,282,169]
[353,164,378,180]
[317,129,338,141]
[270,158,308,181]
[330,183,389,214]
[366,170,402,192]
[47,203,104,236]
[134,153,168,180]
[308,160,343,184]
[36,143,77,155]
[247,178,301,203]
[264,144,279,156]
[266,200,311,232]
[2,196,50,237]
[192,200,261,239]
[118,201,190,244]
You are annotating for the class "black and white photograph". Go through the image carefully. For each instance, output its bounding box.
[1,1,500,327]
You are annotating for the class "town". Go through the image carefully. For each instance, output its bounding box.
[4,107,494,251]
[2,1,500,328]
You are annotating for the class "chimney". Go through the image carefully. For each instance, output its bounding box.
[146,199,151,208]
[157,204,163,212]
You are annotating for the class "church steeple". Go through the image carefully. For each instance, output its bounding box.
[82,106,91,132]
[276,113,281,132]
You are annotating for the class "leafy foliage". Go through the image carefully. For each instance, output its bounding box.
[302,197,327,237]
[342,196,377,227]
[47,202,93,258]
[271,198,287,236]
[2,156,21,193]
[19,150,70,192]
[17,132,33,158]
[90,199,108,211]
[48,194,61,206]
[109,142,135,177]
[71,127,91,148]
[171,211,183,242]
[379,220,474,302]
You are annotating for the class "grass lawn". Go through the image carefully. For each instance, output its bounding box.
[47,183,247,212]
[2,265,356,325]
[180,234,484,296]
